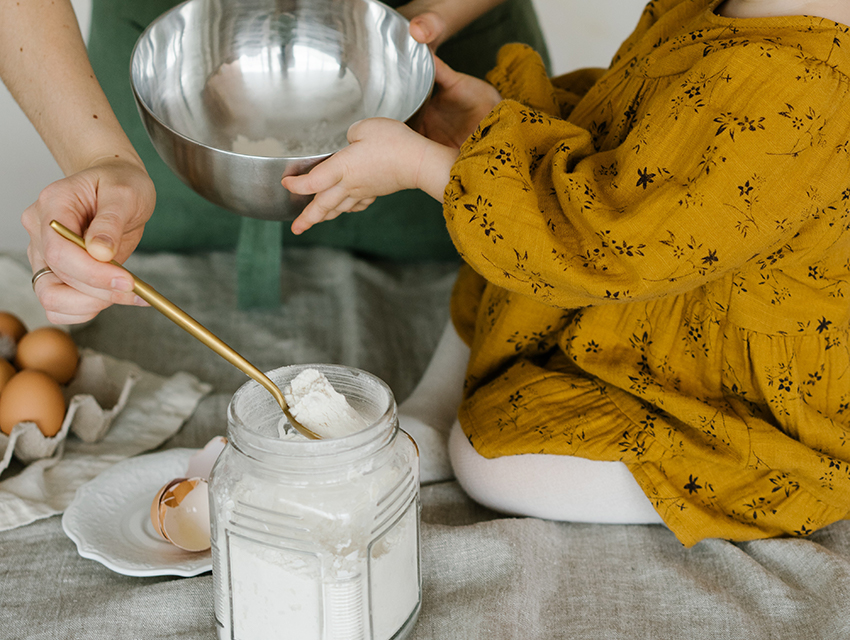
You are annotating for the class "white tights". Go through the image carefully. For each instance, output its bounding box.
[448,421,663,524]
[399,320,664,525]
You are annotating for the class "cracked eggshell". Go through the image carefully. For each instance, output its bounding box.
[186,436,227,480]
[150,477,211,552]
[150,477,183,540]
[149,437,225,552]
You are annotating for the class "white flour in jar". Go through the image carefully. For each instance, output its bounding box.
[219,368,420,640]
[225,501,419,640]
[282,368,368,439]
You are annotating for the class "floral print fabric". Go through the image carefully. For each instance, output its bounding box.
[445,0,850,545]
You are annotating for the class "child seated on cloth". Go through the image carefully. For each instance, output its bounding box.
[283,0,850,547]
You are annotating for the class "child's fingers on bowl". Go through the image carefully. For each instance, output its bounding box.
[289,187,351,234]
[281,159,342,195]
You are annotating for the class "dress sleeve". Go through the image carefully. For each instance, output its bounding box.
[485,44,606,120]
[444,43,850,309]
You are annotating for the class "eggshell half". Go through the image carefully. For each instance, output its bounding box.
[186,436,227,480]
[151,477,211,552]
[150,477,184,540]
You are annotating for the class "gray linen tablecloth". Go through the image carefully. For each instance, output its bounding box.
[1,248,849,640]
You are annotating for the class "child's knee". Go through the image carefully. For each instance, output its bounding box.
[448,422,523,515]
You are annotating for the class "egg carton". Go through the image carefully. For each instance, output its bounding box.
[0,349,138,472]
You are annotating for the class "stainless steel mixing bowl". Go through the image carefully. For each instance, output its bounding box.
[131,0,434,220]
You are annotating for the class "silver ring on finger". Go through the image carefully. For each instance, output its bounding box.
[31,266,54,291]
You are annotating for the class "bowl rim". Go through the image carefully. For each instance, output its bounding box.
[128,0,436,161]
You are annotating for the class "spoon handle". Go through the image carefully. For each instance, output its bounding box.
[49,220,319,440]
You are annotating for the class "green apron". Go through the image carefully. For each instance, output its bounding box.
[87,0,550,307]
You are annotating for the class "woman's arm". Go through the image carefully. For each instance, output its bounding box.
[0,0,135,178]
[0,0,154,324]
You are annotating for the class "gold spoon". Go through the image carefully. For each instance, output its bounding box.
[49,220,320,440]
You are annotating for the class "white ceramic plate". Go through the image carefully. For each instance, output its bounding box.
[61,448,212,577]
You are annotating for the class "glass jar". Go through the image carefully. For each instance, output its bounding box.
[210,364,421,640]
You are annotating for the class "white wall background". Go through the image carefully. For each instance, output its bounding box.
[0,0,92,252]
[0,0,646,253]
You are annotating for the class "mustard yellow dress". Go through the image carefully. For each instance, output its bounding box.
[445,0,850,546]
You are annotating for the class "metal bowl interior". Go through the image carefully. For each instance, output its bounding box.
[130,0,434,220]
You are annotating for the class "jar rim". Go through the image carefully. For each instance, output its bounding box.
[226,363,397,461]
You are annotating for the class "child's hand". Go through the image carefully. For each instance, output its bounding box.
[282,118,458,235]
[414,56,502,149]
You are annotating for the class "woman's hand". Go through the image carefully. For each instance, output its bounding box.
[283,118,458,235]
[397,0,508,49]
[1,0,159,324]
[414,56,503,149]
[22,156,156,325]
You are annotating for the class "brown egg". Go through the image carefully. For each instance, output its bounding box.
[0,359,15,395]
[0,311,26,361]
[0,312,27,344]
[0,369,66,437]
[15,327,79,384]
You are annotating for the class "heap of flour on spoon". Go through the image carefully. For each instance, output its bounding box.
[280,368,368,439]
